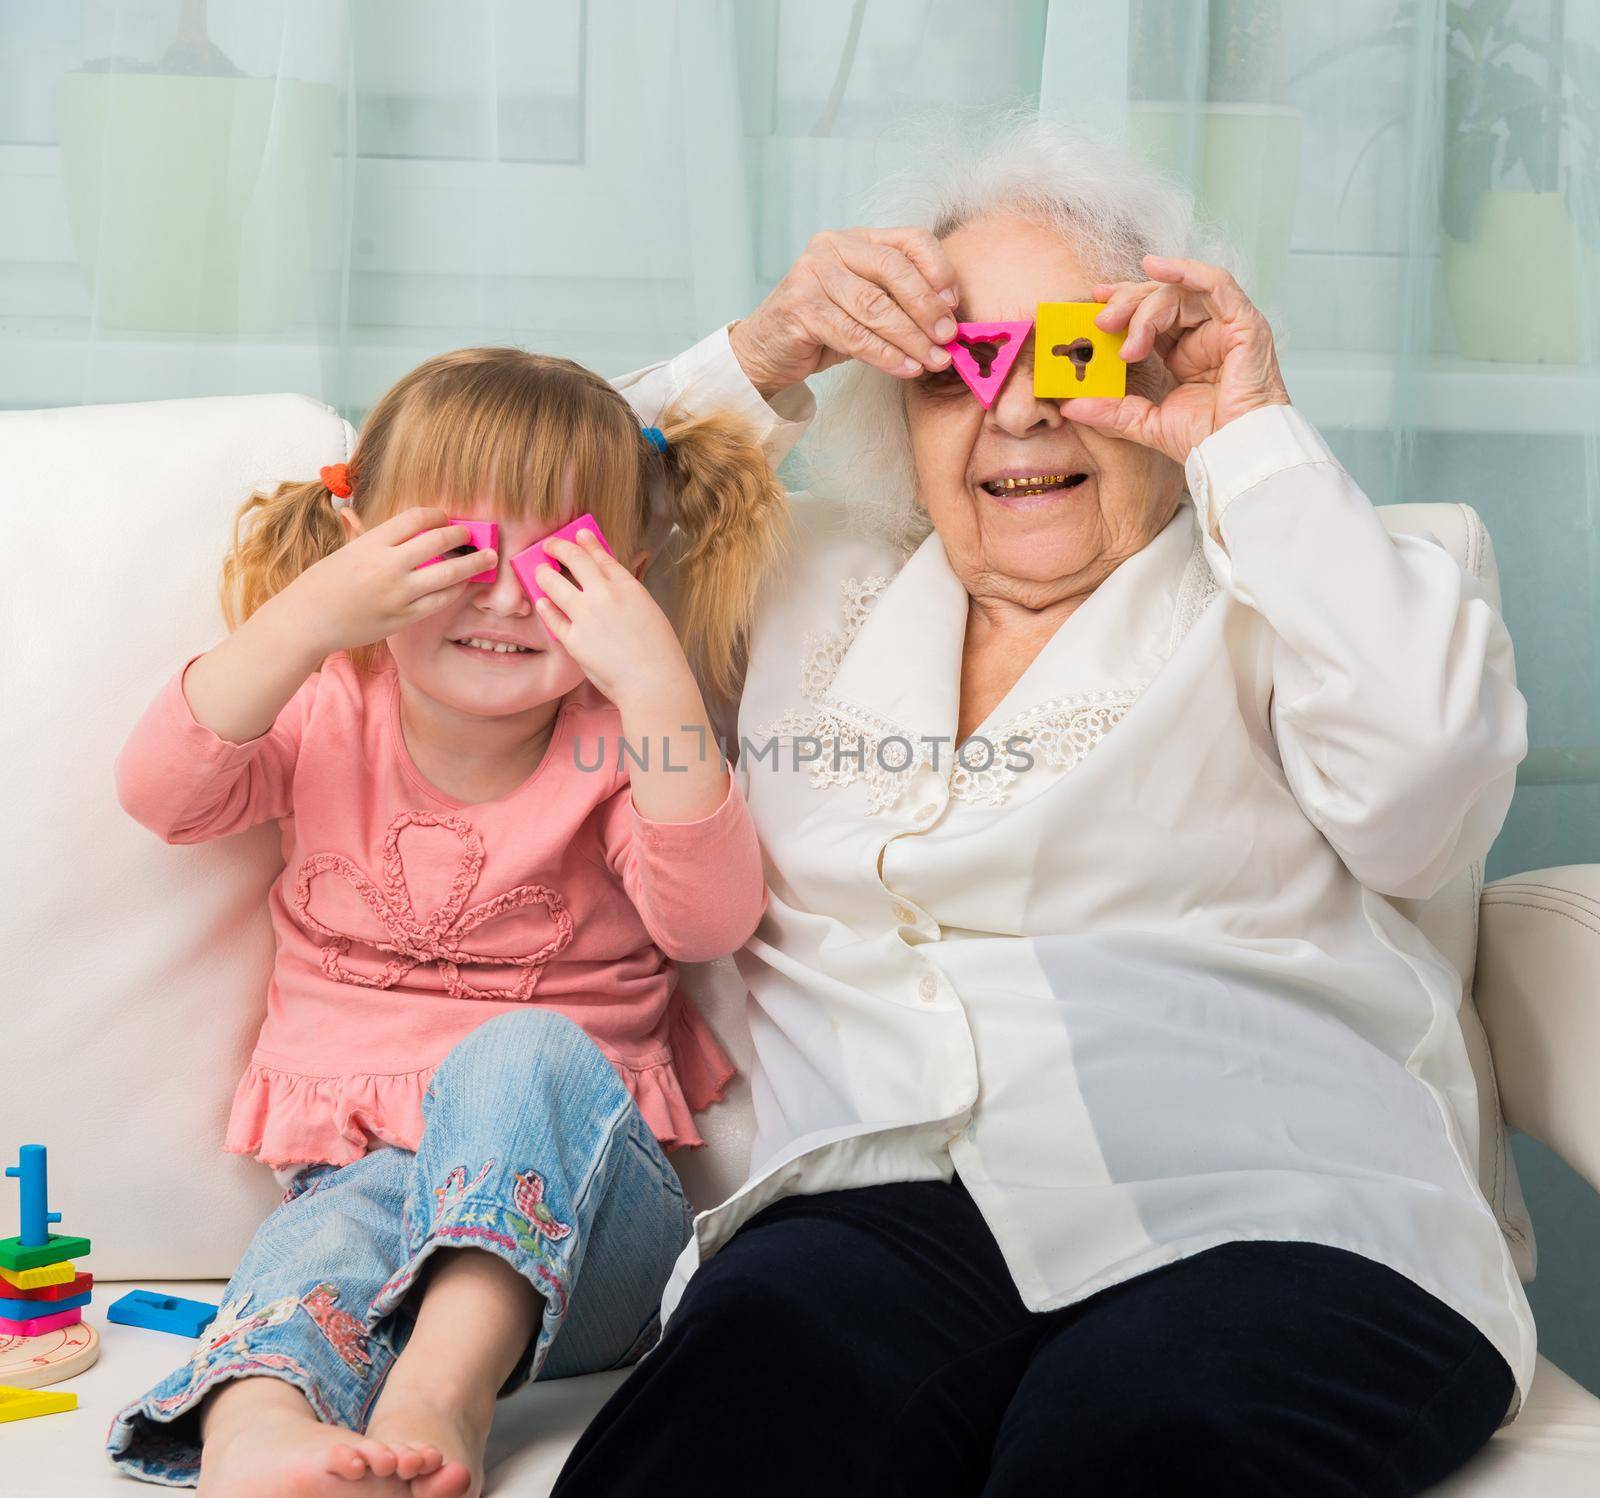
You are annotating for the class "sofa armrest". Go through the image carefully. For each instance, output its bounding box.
[1475,866,1600,1194]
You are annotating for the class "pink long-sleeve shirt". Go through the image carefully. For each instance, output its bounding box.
[115,652,765,1170]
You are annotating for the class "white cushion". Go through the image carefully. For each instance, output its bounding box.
[1,395,351,1279]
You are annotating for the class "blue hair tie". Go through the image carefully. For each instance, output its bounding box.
[641,425,669,454]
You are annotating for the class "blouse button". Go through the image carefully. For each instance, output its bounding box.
[917,973,939,1002]
[914,802,937,823]
[893,904,917,925]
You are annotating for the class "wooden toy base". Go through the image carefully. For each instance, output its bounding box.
[0,1318,99,1389]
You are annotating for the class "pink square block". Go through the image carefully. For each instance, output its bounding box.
[0,1304,82,1337]
[417,518,499,584]
[510,514,614,607]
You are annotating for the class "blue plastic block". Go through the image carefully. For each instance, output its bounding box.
[0,1290,90,1321]
[106,1289,219,1338]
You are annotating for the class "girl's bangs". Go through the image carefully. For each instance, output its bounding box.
[375,362,644,546]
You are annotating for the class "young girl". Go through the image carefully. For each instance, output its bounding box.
[106,347,787,1497]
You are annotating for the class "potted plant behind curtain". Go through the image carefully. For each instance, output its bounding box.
[1125,0,1304,308]
[1440,0,1599,362]
[54,0,336,333]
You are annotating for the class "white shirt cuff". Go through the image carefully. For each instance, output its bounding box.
[664,323,816,447]
[1184,403,1339,545]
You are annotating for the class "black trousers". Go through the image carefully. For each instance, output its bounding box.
[551,1172,1515,1497]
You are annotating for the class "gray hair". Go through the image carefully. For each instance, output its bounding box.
[796,108,1231,550]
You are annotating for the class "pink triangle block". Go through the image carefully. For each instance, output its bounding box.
[944,320,1033,407]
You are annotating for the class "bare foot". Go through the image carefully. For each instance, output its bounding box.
[365,1387,491,1498]
[198,1378,433,1497]
[359,1247,542,1497]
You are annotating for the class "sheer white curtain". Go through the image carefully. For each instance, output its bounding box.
[2,0,1597,1389]
[1,1,758,408]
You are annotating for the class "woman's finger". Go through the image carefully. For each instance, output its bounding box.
[1141,255,1256,324]
[1061,393,1164,451]
[859,225,960,308]
[1121,286,1186,363]
[1093,281,1163,333]
[817,262,948,372]
[814,302,926,378]
[832,235,958,352]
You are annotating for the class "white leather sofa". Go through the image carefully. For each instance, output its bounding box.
[2,391,1598,1495]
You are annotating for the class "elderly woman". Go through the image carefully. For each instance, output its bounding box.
[556,120,1533,1496]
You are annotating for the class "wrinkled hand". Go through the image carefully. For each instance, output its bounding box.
[273,506,495,657]
[1063,255,1291,465]
[729,227,961,398]
[532,530,695,710]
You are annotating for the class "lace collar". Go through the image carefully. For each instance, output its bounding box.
[758,503,1218,812]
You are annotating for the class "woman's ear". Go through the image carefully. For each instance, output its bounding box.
[630,550,652,581]
[337,507,365,543]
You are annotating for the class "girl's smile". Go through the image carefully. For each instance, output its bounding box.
[449,629,545,660]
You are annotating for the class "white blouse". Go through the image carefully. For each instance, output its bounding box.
[618,329,1536,1427]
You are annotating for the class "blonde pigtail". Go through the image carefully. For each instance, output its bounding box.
[651,407,790,701]
[220,475,349,631]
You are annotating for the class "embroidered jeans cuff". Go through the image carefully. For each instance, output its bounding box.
[368,1185,575,1393]
[106,1340,361,1487]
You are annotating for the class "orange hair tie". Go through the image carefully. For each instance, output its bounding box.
[320,462,353,499]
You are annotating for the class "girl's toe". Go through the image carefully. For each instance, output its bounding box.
[325,1443,367,1480]
[413,1459,474,1498]
[357,1439,400,1478]
[391,1443,427,1480]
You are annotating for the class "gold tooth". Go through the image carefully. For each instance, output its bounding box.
[991,474,1069,491]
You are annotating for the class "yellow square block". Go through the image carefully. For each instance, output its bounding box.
[0,1260,76,1291]
[0,1385,77,1422]
[1033,302,1126,399]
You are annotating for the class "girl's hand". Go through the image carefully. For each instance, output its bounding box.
[728,227,961,398]
[533,531,695,710]
[1063,255,1291,465]
[269,506,497,657]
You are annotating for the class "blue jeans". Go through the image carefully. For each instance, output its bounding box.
[108,1010,695,1486]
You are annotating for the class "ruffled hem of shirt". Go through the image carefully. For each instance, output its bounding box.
[652,992,738,1151]
[223,1062,433,1172]
[224,1000,737,1171]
